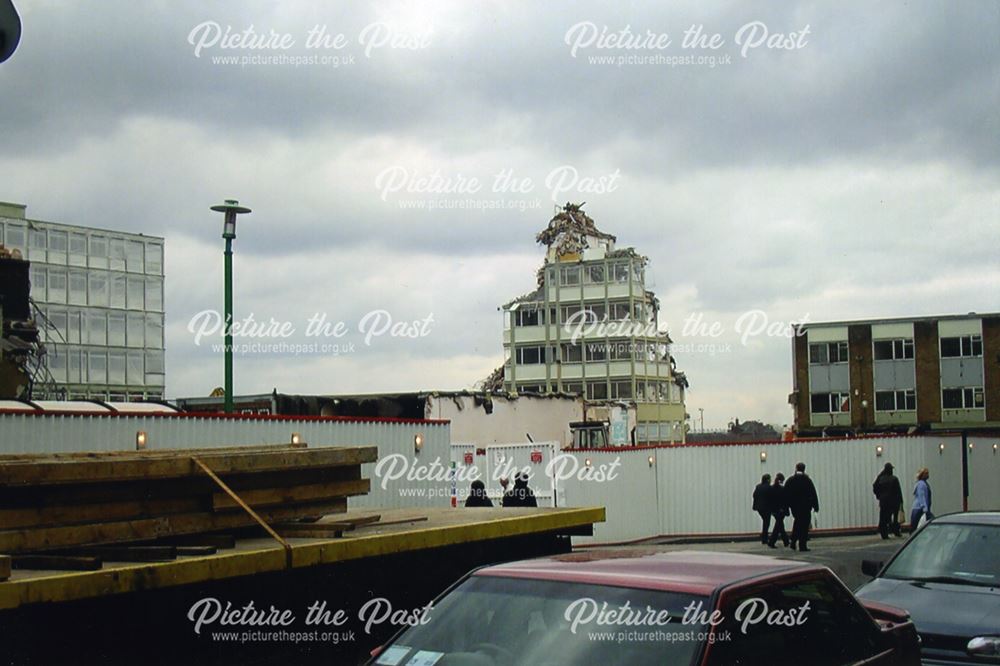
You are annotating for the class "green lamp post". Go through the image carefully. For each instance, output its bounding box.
[210,199,251,414]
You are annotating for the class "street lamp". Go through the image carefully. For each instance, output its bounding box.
[210,199,252,414]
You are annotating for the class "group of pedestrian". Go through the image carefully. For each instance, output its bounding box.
[752,462,819,551]
[872,463,933,536]
[753,462,935,550]
[465,474,538,508]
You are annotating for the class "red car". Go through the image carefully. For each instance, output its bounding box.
[370,550,920,666]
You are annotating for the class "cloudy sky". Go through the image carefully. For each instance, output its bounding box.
[1,1,997,428]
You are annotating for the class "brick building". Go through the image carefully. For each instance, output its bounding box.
[790,313,1000,435]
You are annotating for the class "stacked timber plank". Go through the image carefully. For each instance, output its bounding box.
[0,444,376,564]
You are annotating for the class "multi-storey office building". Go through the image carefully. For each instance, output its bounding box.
[501,204,687,444]
[790,313,1000,435]
[0,202,165,401]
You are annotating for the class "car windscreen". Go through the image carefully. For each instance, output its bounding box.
[374,574,709,666]
[883,522,1000,586]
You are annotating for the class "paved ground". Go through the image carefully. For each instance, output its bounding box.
[617,533,909,590]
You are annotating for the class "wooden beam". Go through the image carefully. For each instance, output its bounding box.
[0,442,308,461]
[276,527,344,539]
[175,546,218,557]
[63,546,178,562]
[277,514,383,532]
[0,555,9,581]
[0,496,203,531]
[0,446,376,486]
[11,555,102,571]
[157,534,236,549]
[0,499,348,554]
[212,479,370,511]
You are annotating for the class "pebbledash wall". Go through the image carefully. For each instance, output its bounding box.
[560,433,1000,545]
[0,408,450,510]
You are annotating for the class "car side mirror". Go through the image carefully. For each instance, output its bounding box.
[861,560,883,577]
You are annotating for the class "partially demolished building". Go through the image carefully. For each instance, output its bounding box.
[499,203,688,444]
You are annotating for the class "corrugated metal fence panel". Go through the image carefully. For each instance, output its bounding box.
[0,413,449,509]
[968,435,1000,511]
[562,434,965,544]
[352,421,452,510]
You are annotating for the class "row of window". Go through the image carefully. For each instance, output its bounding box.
[809,335,984,365]
[1,220,163,275]
[810,387,985,413]
[45,347,165,388]
[514,341,670,365]
[30,266,163,312]
[517,380,678,402]
[553,261,642,287]
[40,306,164,349]
[513,302,651,327]
[33,389,164,402]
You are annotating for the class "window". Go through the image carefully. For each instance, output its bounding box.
[126,240,144,273]
[48,268,67,304]
[609,301,631,321]
[585,265,605,283]
[30,266,46,300]
[559,266,581,285]
[67,349,82,383]
[518,385,542,393]
[562,382,583,395]
[586,380,608,400]
[560,343,582,363]
[145,314,163,349]
[145,350,165,384]
[89,234,108,268]
[943,387,984,409]
[127,276,144,309]
[108,312,126,346]
[515,345,543,365]
[88,351,107,384]
[610,262,629,282]
[4,223,25,251]
[69,232,87,266]
[48,309,67,342]
[145,242,163,275]
[710,577,881,666]
[809,341,848,364]
[941,335,983,358]
[88,272,108,307]
[584,342,607,362]
[514,308,540,327]
[811,392,850,413]
[873,338,914,360]
[108,351,126,384]
[608,340,634,361]
[67,311,82,344]
[584,304,606,321]
[48,229,67,264]
[109,237,126,270]
[127,350,144,385]
[48,349,67,383]
[875,389,916,411]
[87,311,107,345]
[68,270,87,305]
[610,380,633,399]
[127,312,145,347]
[110,273,127,308]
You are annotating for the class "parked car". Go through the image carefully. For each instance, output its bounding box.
[856,511,1000,665]
[369,550,920,665]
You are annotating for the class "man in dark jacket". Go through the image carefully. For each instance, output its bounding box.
[752,474,772,544]
[464,479,493,507]
[502,473,538,507]
[873,462,903,538]
[784,462,819,551]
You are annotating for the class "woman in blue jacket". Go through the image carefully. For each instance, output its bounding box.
[911,467,932,531]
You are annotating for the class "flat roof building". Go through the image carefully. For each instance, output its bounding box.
[790,312,1000,435]
[0,202,165,401]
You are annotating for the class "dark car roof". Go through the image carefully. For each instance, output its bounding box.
[930,511,1000,525]
[474,549,819,596]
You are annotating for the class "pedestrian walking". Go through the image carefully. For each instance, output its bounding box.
[872,462,903,538]
[910,467,933,531]
[784,462,819,552]
[767,473,790,548]
[752,474,772,544]
[502,473,538,507]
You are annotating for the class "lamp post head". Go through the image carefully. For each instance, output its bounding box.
[210,199,252,239]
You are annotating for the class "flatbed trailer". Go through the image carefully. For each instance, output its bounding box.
[0,506,604,664]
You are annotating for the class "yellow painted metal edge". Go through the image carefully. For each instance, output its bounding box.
[0,507,606,611]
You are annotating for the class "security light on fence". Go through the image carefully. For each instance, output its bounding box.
[994,443,998,455]
[414,434,424,453]
[291,432,302,445]
[760,451,767,463]
[939,443,945,454]
[584,458,592,468]
[648,455,655,467]
[875,445,883,457]
[136,431,147,450]
[969,442,974,451]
